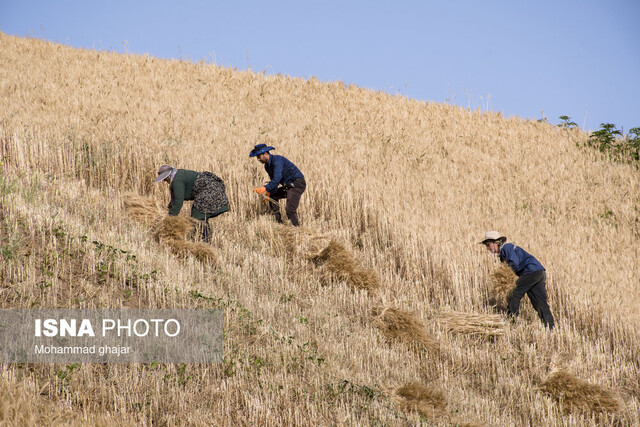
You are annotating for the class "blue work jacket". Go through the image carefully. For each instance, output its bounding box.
[499,243,545,276]
[264,155,304,193]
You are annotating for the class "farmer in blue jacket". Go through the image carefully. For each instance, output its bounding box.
[481,231,555,329]
[250,143,306,226]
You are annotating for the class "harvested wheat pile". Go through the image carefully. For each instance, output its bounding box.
[152,215,196,242]
[277,227,331,259]
[310,239,381,293]
[438,311,506,337]
[165,239,217,265]
[394,382,447,419]
[308,239,342,263]
[122,194,165,225]
[489,264,517,311]
[539,370,621,413]
[151,217,216,264]
[348,267,381,292]
[372,306,439,352]
[123,194,199,243]
[123,194,216,264]
[123,194,196,241]
[450,420,488,427]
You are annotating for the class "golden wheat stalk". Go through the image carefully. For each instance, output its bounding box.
[0,380,66,425]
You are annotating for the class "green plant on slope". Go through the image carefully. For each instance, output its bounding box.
[627,127,640,161]
[584,122,639,165]
[589,123,622,152]
[558,115,578,129]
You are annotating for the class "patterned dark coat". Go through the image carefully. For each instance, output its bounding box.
[169,169,229,220]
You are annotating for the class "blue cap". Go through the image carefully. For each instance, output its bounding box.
[249,143,275,157]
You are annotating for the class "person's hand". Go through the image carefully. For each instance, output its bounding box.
[262,192,271,204]
[253,187,267,195]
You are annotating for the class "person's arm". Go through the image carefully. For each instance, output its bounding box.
[264,157,283,193]
[168,181,185,216]
[500,244,520,273]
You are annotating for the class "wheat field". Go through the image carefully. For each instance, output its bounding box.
[1,32,639,425]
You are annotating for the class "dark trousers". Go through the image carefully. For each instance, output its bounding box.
[508,270,555,329]
[268,178,306,226]
[197,205,229,243]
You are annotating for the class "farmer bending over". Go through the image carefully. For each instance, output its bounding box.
[250,143,306,226]
[481,231,555,329]
[154,165,229,242]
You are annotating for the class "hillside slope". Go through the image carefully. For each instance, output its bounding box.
[1,32,638,425]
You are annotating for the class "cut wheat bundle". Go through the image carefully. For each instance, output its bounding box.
[539,370,621,413]
[438,310,506,337]
[123,194,216,264]
[394,382,447,419]
[163,239,217,265]
[488,264,517,311]
[122,193,165,225]
[277,226,331,259]
[371,306,439,353]
[310,239,381,293]
[152,215,196,242]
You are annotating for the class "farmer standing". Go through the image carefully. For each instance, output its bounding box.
[250,143,306,226]
[154,165,229,242]
[481,231,555,329]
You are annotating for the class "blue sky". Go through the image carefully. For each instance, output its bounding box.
[1,0,638,132]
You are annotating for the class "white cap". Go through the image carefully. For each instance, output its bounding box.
[480,231,506,244]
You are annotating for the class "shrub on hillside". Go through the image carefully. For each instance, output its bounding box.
[586,123,639,164]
